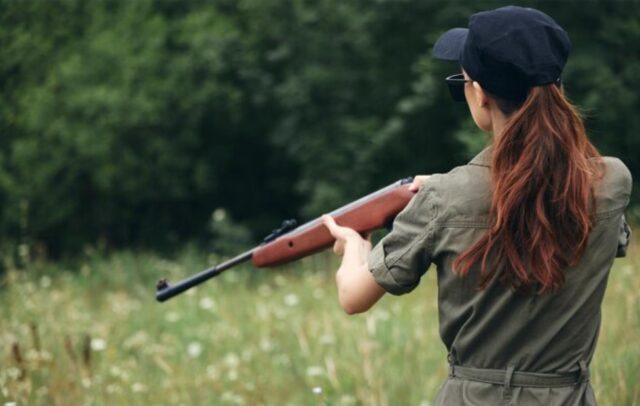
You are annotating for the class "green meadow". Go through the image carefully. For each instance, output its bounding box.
[1,240,638,405]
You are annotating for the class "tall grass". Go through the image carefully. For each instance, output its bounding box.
[1,239,638,405]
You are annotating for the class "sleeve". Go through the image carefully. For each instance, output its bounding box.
[368,181,439,295]
[616,214,631,258]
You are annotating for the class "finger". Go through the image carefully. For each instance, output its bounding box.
[333,240,344,256]
[323,214,360,241]
[323,214,349,239]
[360,232,373,249]
[322,214,339,236]
[408,175,430,192]
[408,179,421,192]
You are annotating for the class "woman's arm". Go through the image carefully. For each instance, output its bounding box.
[322,176,430,314]
[322,215,385,314]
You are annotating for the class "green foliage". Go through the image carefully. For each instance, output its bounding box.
[0,0,638,256]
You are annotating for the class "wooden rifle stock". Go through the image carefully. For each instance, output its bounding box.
[252,178,415,267]
[156,177,415,302]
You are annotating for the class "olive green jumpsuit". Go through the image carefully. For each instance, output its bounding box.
[369,148,632,405]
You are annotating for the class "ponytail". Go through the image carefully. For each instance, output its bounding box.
[453,84,603,294]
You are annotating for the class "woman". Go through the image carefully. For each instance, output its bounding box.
[322,6,632,405]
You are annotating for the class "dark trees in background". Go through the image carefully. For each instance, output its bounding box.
[0,0,638,258]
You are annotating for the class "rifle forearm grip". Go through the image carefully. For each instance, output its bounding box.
[252,179,416,267]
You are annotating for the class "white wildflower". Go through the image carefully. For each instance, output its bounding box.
[375,309,390,321]
[366,314,376,336]
[18,244,28,258]
[312,386,323,395]
[259,338,273,352]
[165,312,180,323]
[391,302,402,314]
[91,338,106,352]
[123,331,148,350]
[110,366,128,379]
[284,293,299,307]
[25,349,39,361]
[256,306,269,321]
[81,264,91,276]
[187,342,203,358]
[274,308,287,320]
[199,297,216,310]
[339,395,357,405]
[206,365,220,380]
[38,350,52,362]
[109,294,137,315]
[258,284,272,296]
[274,275,286,286]
[213,208,226,222]
[226,272,240,283]
[243,382,256,391]
[224,352,240,368]
[39,276,51,288]
[220,391,244,404]
[132,383,147,393]
[320,334,335,345]
[306,366,324,377]
[105,384,122,394]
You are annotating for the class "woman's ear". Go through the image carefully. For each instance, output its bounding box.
[473,81,489,108]
[467,80,493,132]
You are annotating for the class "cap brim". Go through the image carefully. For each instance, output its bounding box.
[432,28,468,62]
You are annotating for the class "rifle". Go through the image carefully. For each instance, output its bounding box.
[155,177,416,302]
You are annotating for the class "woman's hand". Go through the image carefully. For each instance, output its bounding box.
[321,214,384,314]
[408,175,431,192]
[322,215,370,256]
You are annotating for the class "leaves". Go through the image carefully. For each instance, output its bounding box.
[0,0,638,256]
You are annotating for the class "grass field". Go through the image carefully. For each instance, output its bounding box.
[1,239,638,405]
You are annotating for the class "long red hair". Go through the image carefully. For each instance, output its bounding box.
[453,84,603,294]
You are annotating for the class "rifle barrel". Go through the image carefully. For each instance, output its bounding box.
[155,249,254,302]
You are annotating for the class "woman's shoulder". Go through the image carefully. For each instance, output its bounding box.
[421,160,492,223]
[599,156,632,190]
[594,156,632,215]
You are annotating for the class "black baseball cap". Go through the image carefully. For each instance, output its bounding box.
[433,6,571,102]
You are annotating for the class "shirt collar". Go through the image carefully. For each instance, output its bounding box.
[468,146,492,168]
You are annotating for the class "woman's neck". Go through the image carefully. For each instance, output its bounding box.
[490,108,511,140]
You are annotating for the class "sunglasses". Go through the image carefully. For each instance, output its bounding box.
[445,74,473,102]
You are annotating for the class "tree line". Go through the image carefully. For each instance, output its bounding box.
[0,0,638,259]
